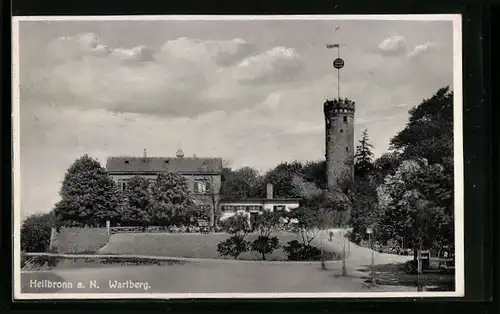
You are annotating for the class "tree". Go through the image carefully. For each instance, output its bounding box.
[289,176,337,244]
[250,211,282,260]
[258,161,303,198]
[337,172,379,244]
[375,159,453,255]
[21,213,54,252]
[373,152,401,184]
[354,129,374,178]
[150,172,192,225]
[390,86,453,165]
[53,155,122,227]
[300,161,327,190]
[217,214,251,259]
[220,167,262,201]
[122,176,152,226]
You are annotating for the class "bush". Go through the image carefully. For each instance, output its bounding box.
[21,213,54,253]
[250,236,280,260]
[283,240,323,261]
[217,236,250,259]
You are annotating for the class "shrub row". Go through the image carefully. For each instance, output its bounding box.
[216,236,336,261]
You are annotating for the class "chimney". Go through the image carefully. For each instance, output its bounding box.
[266,183,273,200]
[143,148,147,159]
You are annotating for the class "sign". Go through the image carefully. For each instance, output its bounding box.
[333,58,345,69]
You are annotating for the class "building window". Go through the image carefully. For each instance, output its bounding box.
[340,129,344,133]
[343,116,348,123]
[273,205,286,212]
[117,179,129,191]
[194,180,207,194]
[346,147,349,152]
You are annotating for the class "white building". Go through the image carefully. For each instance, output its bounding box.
[219,183,300,221]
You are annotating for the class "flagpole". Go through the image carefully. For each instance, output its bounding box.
[326,43,344,101]
[337,46,340,100]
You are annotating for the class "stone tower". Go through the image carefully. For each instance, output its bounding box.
[324,98,355,191]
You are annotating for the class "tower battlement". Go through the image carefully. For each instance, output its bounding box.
[323,98,356,116]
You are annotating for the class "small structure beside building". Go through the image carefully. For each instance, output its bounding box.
[219,183,300,221]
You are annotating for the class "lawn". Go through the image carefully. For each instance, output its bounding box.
[52,228,109,253]
[98,232,342,261]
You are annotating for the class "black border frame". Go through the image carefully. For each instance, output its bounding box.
[2,1,495,313]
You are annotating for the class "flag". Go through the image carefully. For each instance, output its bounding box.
[326,44,340,49]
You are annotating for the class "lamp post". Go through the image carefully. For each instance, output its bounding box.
[321,237,327,270]
[367,227,375,285]
[341,232,347,276]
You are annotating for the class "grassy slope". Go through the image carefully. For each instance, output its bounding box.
[52,228,109,253]
[99,232,342,261]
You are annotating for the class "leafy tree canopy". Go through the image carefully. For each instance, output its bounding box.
[390,86,453,164]
[53,155,122,226]
[220,166,262,200]
[150,172,192,225]
[375,159,453,250]
[121,176,152,226]
[259,161,304,198]
[21,213,54,252]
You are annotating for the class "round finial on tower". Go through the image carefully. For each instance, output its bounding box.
[176,148,184,158]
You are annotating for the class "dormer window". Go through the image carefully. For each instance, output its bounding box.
[125,160,129,164]
[164,160,170,164]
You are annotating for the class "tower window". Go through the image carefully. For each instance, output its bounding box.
[346,147,349,152]
[343,116,348,123]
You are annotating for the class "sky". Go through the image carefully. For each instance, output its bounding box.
[15,16,456,217]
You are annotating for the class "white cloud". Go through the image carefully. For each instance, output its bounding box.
[378,35,407,56]
[25,33,304,117]
[408,42,437,59]
[231,46,303,83]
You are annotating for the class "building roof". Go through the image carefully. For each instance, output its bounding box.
[106,156,223,174]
